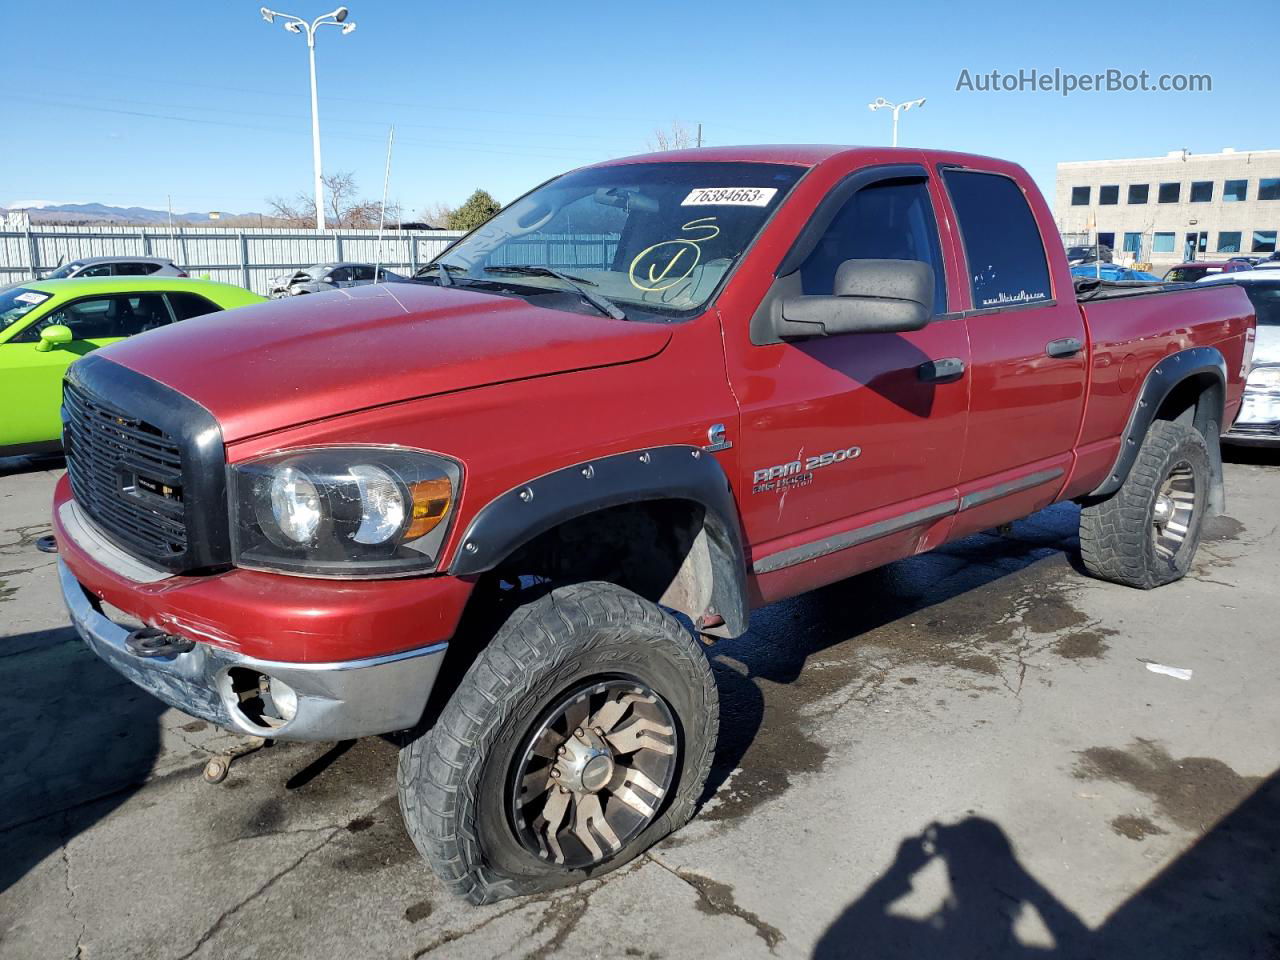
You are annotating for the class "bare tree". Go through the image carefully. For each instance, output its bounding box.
[416,201,456,229]
[267,171,402,229]
[648,121,697,152]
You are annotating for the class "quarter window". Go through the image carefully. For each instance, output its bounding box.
[1158,182,1181,203]
[799,178,947,312]
[1253,231,1278,254]
[1223,180,1248,202]
[944,170,1051,309]
[1071,186,1091,206]
[166,292,222,321]
[1127,184,1149,204]
[1217,232,1242,254]
[1099,185,1119,205]
[1190,181,1213,203]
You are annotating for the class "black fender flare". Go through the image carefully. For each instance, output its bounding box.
[1088,346,1227,504]
[447,446,750,636]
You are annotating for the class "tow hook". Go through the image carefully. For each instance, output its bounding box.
[202,736,271,784]
[125,627,196,658]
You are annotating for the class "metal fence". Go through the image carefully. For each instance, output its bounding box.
[0,225,466,296]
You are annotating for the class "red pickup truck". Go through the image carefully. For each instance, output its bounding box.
[53,145,1254,904]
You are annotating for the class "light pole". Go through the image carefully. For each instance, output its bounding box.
[867,96,926,148]
[260,6,357,230]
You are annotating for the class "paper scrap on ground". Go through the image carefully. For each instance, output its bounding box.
[1144,662,1193,681]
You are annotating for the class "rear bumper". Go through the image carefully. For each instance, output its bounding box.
[59,558,447,740]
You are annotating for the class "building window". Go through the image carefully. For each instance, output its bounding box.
[1097,232,1116,251]
[1158,182,1180,203]
[1260,178,1280,201]
[1153,232,1176,253]
[1071,186,1091,206]
[1217,232,1243,253]
[1253,230,1278,254]
[1223,180,1248,202]
[1189,181,1213,203]
[1123,232,1143,254]
[1127,184,1149,204]
[1099,185,1119,205]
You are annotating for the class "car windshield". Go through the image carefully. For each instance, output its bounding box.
[1165,267,1210,282]
[421,161,803,319]
[0,288,52,332]
[45,262,83,279]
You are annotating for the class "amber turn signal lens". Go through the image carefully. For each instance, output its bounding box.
[404,476,453,539]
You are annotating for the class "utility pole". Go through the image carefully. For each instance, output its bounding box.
[696,122,702,148]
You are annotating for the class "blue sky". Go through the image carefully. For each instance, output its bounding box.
[2,0,1267,217]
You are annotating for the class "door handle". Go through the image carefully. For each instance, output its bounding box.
[918,357,966,382]
[1046,337,1084,358]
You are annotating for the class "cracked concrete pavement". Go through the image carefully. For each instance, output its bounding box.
[2,450,1278,959]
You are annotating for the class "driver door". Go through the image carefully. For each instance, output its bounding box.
[723,165,970,597]
[0,293,173,447]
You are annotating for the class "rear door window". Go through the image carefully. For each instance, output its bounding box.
[943,170,1052,310]
[352,265,375,282]
[798,178,947,312]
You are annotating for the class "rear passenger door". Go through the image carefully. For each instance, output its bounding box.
[939,167,1088,537]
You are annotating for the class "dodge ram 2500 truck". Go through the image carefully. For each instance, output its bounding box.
[53,146,1254,904]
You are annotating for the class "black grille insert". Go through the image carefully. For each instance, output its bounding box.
[64,380,189,558]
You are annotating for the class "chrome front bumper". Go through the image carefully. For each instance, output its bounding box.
[58,559,447,741]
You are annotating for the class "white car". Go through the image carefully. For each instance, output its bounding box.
[1199,272,1280,444]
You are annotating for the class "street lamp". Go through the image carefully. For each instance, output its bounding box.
[260,6,357,230]
[867,96,926,148]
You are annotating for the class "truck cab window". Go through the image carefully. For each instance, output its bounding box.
[943,170,1052,310]
[799,178,946,312]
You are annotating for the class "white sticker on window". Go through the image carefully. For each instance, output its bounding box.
[681,187,778,207]
[14,291,49,305]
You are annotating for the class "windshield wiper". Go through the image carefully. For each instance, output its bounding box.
[483,265,627,320]
[416,261,466,287]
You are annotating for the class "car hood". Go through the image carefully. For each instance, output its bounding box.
[98,283,672,443]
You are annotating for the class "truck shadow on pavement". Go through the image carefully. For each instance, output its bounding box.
[813,769,1280,959]
[0,626,164,895]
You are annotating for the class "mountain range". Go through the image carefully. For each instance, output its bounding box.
[2,202,263,225]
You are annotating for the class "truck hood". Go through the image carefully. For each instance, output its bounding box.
[98,283,672,442]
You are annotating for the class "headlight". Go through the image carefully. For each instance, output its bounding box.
[229,446,461,577]
[1246,365,1280,391]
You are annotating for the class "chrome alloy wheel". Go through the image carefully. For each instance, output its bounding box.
[510,679,678,869]
[1151,462,1197,561]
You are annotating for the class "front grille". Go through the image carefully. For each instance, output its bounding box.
[64,380,189,560]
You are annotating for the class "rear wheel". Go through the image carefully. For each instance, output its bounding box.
[1079,420,1210,589]
[397,581,718,904]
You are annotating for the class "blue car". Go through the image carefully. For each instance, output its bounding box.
[1070,264,1162,283]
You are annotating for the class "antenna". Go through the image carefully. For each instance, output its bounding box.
[374,126,395,282]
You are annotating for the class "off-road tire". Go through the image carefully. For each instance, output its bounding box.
[397,581,718,904]
[1079,420,1210,589]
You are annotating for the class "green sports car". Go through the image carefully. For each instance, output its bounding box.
[0,277,265,457]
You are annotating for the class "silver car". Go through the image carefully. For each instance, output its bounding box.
[1199,272,1280,444]
[43,256,187,279]
[267,262,404,298]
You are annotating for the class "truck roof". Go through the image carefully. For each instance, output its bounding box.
[592,144,1011,170]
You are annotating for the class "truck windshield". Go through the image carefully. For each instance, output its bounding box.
[423,161,803,319]
[0,288,52,332]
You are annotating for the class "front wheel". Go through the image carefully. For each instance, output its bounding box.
[1079,420,1210,589]
[397,581,718,904]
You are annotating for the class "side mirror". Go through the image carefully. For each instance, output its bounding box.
[774,259,934,339]
[34,324,73,353]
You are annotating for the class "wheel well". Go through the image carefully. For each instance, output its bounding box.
[1152,371,1226,515]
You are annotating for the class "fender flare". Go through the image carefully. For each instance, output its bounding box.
[447,446,750,636]
[1088,346,1227,502]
